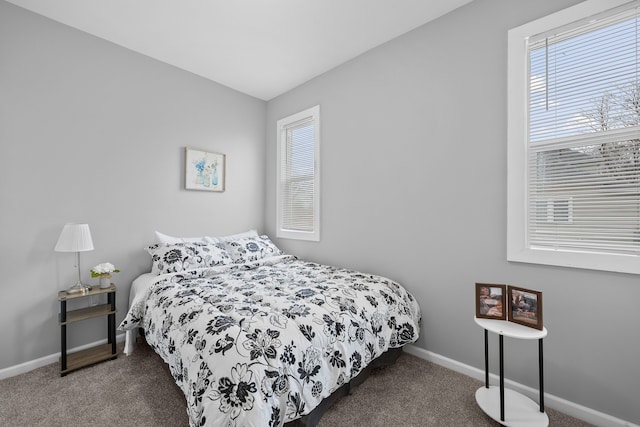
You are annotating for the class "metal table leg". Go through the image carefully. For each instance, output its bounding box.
[500,334,505,422]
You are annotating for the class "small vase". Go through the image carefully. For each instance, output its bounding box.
[99,274,112,289]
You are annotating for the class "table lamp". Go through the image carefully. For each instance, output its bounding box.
[55,223,94,293]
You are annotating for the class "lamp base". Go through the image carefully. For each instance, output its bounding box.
[67,282,91,294]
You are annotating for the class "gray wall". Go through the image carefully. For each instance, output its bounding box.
[266,0,640,424]
[0,1,266,369]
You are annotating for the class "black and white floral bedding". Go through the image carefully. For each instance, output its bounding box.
[120,239,421,427]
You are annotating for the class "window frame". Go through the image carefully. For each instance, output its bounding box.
[507,0,640,275]
[276,105,321,241]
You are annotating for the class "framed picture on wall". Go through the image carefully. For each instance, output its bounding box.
[185,147,225,192]
[508,285,543,330]
[475,283,507,320]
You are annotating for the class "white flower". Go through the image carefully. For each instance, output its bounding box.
[94,263,115,273]
[90,262,120,277]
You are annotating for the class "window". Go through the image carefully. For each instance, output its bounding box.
[276,105,320,241]
[508,0,640,274]
[536,198,573,224]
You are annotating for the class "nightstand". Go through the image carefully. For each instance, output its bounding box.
[58,285,117,376]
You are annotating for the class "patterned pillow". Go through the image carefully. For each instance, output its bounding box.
[146,242,231,275]
[224,235,284,264]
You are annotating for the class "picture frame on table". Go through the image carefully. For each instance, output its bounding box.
[508,285,543,330]
[185,147,226,192]
[475,283,507,320]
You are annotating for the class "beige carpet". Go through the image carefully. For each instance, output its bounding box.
[0,340,592,426]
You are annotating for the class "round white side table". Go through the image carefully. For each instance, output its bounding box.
[474,317,549,426]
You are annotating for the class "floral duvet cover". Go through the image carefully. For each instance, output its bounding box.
[120,255,421,427]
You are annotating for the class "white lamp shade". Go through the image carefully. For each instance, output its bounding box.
[54,223,94,252]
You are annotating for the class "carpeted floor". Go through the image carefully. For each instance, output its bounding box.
[0,340,593,426]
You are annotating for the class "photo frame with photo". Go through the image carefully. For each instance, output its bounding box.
[508,285,543,330]
[185,147,226,192]
[475,283,507,320]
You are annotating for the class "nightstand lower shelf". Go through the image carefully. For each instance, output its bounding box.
[476,387,548,426]
[61,343,117,375]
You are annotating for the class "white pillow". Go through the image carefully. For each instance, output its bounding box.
[154,231,207,244]
[205,229,258,243]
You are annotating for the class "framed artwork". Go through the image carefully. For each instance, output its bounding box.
[475,283,507,320]
[508,286,543,330]
[185,148,225,192]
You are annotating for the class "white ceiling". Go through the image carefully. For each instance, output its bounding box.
[7,0,472,100]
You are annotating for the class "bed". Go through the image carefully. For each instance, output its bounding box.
[119,234,421,427]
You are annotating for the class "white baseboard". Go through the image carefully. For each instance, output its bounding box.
[0,333,126,380]
[403,344,638,427]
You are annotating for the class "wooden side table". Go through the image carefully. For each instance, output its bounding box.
[474,317,548,426]
[58,285,117,376]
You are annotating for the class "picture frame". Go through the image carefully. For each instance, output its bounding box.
[475,283,507,320]
[508,285,543,330]
[185,148,225,192]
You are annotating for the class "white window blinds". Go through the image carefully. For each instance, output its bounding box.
[527,4,640,255]
[276,106,320,241]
